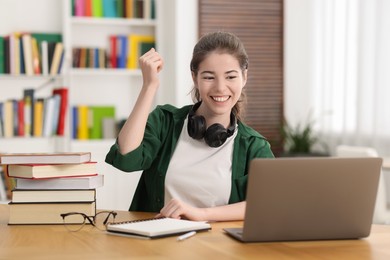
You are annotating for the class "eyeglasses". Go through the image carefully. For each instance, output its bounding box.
[60,211,117,232]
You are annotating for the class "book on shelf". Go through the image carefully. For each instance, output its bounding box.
[49,42,64,75]
[3,36,10,74]
[42,96,57,137]
[33,98,44,137]
[106,217,212,239]
[85,0,93,16]
[75,0,85,16]
[109,35,117,68]
[103,0,117,17]
[0,36,4,74]
[3,100,13,138]
[52,87,68,136]
[77,105,89,140]
[17,99,24,136]
[0,103,3,137]
[31,37,41,74]
[73,0,155,19]
[0,32,62,76]
[11,189,96,203]
[15,174,104,190]
[102,117,117,139]
[23,88,35,137]
[11,33,20,75]
[11,99,19,136]
[0,152,92,165]
[127,34,155,69]
[72,105,117,140]
[0,87,68,138]
[92,0,104,17]
[116,0,124,17]
[8,201,96,224]
[7,162,97,179]
[41,41,49,75]
[89,106,115,139]
[117,35,128,69]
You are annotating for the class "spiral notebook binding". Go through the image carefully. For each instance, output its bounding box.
[110,216,166,225]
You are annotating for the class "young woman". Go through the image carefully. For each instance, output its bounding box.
[105,31,274,222]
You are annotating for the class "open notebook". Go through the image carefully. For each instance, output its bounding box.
[106,217,211,239]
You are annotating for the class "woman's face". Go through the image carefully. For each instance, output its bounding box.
[193,52,247,119]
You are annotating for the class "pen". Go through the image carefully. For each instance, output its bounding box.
[177,231,196,241]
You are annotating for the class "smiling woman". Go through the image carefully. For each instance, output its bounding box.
[105,31,274,222]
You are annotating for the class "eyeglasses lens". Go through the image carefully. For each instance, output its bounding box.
[63,213,86,232]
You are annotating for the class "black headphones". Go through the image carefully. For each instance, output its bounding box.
[187,102,236,148]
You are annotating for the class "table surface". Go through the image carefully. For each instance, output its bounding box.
[1,204,390,259]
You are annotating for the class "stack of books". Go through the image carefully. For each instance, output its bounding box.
[0,152,104,225]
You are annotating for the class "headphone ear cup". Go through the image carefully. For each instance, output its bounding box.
[204,123,228,148]
[188,115,207,140]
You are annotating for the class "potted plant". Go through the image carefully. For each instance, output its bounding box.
[281,117,328,157]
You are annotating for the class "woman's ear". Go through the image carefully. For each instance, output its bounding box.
[191,71,197,84]
[242,69,248,88]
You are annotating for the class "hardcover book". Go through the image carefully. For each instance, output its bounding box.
[15,174,104,190]
[8,201,96,224]
[11,189,96,203]
[7,162,97,179]
[0,152,92,165]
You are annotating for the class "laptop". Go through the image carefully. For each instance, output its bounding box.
[224,157,383,242]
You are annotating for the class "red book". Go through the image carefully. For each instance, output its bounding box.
[52,88,68,136]
[17,99,24,136]
[85,0,93,16]
[109,35,117,68]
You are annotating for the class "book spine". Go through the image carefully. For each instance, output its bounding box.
[0,36,4,74]
[52,88,68,136]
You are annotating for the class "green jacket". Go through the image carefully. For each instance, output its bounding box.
[105,104,274,212]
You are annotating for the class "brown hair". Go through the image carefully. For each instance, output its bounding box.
[190,31,248,120]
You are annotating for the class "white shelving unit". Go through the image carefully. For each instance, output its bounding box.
[0,0,161,209]
[60,0,159,209]
[0,0,197,209]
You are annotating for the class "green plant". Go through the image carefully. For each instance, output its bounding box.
[282,118,319,154]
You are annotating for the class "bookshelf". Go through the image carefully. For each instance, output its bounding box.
[0,0,159,209]
[0,0,196,209]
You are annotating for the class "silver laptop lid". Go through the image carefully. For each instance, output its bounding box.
[242,157,382,242]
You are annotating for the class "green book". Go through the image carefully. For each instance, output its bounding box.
[89,106,115,139]
[0,36,4,74]
[31,33,62,45]
[139,41,155,56]
[116,0,124,18]
[92,0,103,17]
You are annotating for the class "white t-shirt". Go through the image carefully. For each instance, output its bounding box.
[164,118,237,208]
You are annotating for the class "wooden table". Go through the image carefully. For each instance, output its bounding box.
[1,204,390,259]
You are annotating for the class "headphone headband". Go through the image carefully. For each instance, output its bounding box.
[187,102,236,147]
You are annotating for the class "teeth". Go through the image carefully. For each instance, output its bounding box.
[212,96,229,102]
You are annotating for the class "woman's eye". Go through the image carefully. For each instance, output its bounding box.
[227,76,237,80]
[203,76,214,80]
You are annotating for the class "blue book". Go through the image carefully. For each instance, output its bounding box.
[94,48,99,68]
[72,106,78,139]
[103,0,117,17]
[117,35,127,69]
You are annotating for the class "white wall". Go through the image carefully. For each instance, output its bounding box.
[0,0,62,34]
